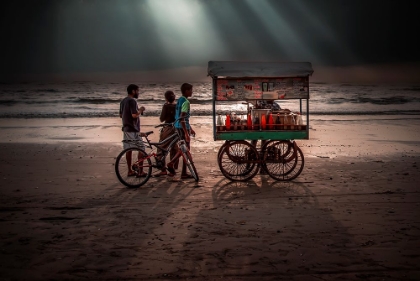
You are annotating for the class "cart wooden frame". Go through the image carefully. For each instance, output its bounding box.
[208,61,314,181]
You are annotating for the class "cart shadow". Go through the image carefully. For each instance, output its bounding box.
[211,175,297,204]
[173,177,387,279]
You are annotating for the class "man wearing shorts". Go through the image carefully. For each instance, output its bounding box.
[119,84,146,177]
[166,83,196,179]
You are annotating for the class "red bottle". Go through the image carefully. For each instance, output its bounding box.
[247,113,252,130]
[225,114,231,131]
[261,114,266,130]
[276,113,281,130]
[268,113,274,130]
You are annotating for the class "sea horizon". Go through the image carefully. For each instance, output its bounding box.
[1,81,420,119]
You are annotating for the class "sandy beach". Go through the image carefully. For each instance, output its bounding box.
[0,116,420,280]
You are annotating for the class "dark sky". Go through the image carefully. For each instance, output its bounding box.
[1,0,419,82]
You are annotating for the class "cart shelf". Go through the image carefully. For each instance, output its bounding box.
[216,130,308,141]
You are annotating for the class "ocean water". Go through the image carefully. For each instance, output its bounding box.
[0,81,420,119]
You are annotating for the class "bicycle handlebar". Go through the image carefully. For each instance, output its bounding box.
[154,123,169,128]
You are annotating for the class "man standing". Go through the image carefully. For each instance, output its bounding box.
[166,83,196,179]
[119,84,146,177]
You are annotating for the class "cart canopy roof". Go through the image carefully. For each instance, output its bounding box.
[207,61,314,78]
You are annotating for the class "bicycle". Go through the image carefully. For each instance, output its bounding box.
[115,120,199,188]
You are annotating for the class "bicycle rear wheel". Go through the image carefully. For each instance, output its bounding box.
[115,148,152,188]
[182,150,199,182]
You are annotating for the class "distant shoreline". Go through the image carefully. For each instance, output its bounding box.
[1,116,419,161]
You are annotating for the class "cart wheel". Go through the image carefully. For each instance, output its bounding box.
[264,140,295,162]
[217,140,235,160]
[259,140,292,174]
[218,140,259,181]
[262,140,304,181]
[217,140,250,171]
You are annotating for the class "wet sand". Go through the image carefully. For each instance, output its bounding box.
[0,116,419,280]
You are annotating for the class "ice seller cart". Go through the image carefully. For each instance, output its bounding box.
[208,61,314,181]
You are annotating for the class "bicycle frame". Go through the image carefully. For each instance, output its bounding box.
[144,127,181,165]
[128,120,185,168]
[115,116,199,186]
[145,130,179,154]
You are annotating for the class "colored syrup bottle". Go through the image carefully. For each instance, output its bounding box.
[247,113,252,130]
[297,113,303,125]
[254,116,259,130]
[225,114,231,131]
[275,113,281,130]
[268,113,274,130]
[217,114,223,131]
[261,114,266,130]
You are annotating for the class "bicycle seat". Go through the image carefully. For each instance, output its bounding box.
[143,131,154,136]
[155,122,173,128]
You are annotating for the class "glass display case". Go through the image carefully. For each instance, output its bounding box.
[208,61,313,141]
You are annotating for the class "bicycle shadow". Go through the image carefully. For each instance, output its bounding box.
[31,172,201,279]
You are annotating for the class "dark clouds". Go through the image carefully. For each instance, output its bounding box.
[0,0,418,81]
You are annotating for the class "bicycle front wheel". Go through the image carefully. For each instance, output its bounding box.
[115,148,152,188]
[182,150,199,182]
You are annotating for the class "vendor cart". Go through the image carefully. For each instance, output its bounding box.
[208,61,314,181]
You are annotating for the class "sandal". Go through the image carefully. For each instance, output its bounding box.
[136,172,148,178]
[153,172,167,177]
[127,171,136,177]
[166,165,176,175]
[181,174,194,179]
